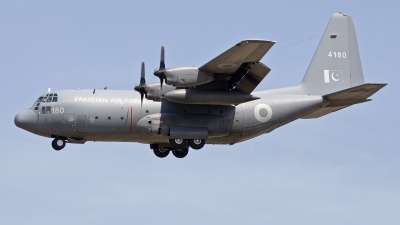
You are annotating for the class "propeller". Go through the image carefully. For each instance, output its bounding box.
[134,62,147,107]
[153,46,166,90]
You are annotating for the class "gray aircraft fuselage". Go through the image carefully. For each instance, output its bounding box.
[22,88,323,145]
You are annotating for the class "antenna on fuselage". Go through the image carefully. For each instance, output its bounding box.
[48,88,51,93]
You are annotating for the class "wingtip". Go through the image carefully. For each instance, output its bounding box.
[241,39,277,43]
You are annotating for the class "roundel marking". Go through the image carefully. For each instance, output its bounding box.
[217,63,237,69]
[254,104,273,123]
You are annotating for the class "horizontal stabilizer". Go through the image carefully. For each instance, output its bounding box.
[324,83,386,107]
[302,83,386,119]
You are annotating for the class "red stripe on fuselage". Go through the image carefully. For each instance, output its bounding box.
[129,107,133,133]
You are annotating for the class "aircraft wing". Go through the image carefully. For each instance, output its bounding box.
[200,40,275,74]
[197,40,276,93]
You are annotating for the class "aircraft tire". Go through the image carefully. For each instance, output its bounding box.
[169,138,187,149]
[52,137,66,151]
[153,145,170,158]
[172,148,189,158]
[189,139,205,150]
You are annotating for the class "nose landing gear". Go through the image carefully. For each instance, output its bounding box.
[52,137,66,151]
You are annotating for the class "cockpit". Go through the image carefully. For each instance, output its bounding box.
[32,93,59,111]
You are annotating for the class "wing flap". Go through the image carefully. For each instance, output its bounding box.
[199,40,276,74]
[235,62,271,93]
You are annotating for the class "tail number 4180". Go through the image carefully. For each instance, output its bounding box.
[328,51,347,58]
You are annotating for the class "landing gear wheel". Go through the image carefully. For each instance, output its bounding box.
[189,139,205,150]
[52,137,66,151]
[172,148,189,158]
[152,145,170,158]
[169,138,187,149]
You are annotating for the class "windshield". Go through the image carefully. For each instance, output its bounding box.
[32,93,59,111]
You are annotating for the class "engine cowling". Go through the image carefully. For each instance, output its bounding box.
[142,82,176,102]
[164,67,214,87]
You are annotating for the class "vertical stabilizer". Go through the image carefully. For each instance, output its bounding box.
[301,13,364,95]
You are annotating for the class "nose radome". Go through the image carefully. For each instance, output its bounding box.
[15,110,38,133]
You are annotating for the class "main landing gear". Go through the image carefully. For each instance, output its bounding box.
[151,139,205,158]
[152,145,170,158]
[52,137,66,151]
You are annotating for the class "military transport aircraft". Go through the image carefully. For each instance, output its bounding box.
[15,13,386,158]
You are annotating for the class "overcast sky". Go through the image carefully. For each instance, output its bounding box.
[1,0,399,224]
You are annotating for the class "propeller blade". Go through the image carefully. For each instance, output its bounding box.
[140,62,145,85]
[140,92,144,107]
[135,62,148,106]
[153,46,166,90]
[160,46,165,69]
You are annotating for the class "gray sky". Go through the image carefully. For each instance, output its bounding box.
[1,0,399,224]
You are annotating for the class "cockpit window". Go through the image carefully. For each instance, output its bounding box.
[36,93,58,103]
[37,97,44,102]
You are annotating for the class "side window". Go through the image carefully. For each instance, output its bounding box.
[46,106,51,114]
[52,97,58,102]
[42,107,45,114]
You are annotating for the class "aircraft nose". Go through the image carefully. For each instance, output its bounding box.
[14,110,38,133]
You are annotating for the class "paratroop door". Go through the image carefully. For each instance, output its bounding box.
[75,114,87,132]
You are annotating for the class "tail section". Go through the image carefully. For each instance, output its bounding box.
[301,12,364,95]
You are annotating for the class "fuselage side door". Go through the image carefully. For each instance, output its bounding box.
[230,109,244,135]
[75,114,88,132]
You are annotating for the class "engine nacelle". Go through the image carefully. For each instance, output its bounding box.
[164,67,214,87]
[143,82,176,102]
